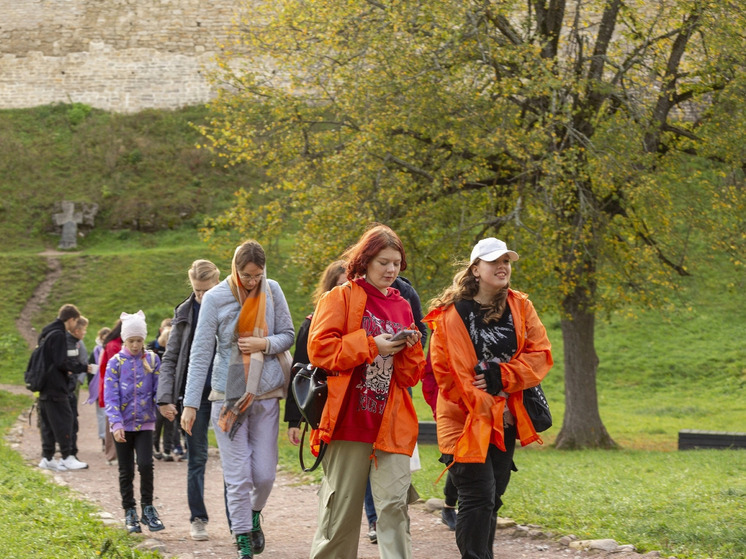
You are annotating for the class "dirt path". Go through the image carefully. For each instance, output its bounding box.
[13,398,566,559]
[15,254,64,350]
[8,396,643,559]
[7,254,649,559]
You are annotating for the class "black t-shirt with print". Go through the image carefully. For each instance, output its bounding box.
[454,299,517,363]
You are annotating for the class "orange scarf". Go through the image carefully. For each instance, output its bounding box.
[217,256,268,438]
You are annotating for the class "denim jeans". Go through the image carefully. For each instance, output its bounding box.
[364,478,377,524]
[186,398,211,522]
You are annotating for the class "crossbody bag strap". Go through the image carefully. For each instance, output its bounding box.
[298,421,327,472]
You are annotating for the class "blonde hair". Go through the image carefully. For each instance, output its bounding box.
[75,316,89,329]
[429,260,509,323]
[188,259,220,283]
[157,326,171,347]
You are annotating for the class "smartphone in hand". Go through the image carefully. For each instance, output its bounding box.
[390,329,417,342]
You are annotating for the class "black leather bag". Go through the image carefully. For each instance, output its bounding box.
[523,384,552,432]
[291,363,329,472]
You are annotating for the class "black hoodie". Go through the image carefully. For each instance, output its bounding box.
[38,318,84,400]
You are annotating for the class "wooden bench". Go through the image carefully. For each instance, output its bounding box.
[678,430,746,450]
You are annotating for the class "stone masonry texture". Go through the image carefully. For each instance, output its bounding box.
[0,0,244,113]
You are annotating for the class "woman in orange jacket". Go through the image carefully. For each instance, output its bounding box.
[425,237,553,559]
[307,224,426,559]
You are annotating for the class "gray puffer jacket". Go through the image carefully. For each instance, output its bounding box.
[182,278,294,409]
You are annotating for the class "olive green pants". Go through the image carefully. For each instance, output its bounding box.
[309,440,412,559]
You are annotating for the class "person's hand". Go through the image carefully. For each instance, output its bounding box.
[287,427,301,446]
[473,373,488,391]
[400,324,422,348]
[237,336,267,355]
[374,334,407,356]
[474,360,504,395]
[159,403,178,422]
[181,406,197,435]
[375,325,422,356]
[113,429,126,443]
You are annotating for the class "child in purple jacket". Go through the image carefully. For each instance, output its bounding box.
[104,310,165,534]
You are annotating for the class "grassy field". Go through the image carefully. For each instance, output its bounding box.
[0,391,161,558]
[0,102,743,559]
[1,227,743,559]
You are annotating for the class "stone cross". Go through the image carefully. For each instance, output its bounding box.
[53,201,84,249]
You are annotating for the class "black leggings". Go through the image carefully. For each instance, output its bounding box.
[114,430,154,510]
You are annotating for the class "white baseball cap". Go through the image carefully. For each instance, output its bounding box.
[470,238,519,263]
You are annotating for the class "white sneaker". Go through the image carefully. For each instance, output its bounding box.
[59,455,88,470]
[38,457,64,471]
[190,517,209,541]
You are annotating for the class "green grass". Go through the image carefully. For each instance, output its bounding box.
[1,102,744,558]
[0,392,159,558]
[0,103,260,251]
[2,226,745,558]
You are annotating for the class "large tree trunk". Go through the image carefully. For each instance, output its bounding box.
[554,292,617,450]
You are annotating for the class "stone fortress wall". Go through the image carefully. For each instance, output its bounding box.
[0,0,243,113]
[0,2,703,119]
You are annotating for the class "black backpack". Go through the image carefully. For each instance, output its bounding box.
[24,333,51,392]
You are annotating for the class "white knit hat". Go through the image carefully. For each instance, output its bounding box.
[120,310,147,341]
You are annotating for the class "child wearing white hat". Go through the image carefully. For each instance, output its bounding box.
[104,310,166,534]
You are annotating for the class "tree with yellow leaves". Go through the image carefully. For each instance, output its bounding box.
[199,0,746,448]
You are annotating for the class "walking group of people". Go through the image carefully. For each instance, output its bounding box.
[32,223,553,559]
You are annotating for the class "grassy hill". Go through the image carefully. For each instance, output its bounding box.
[0,103,260,251]
[0,105,744,558]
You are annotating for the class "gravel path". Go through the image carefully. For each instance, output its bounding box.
[6,385,648,559]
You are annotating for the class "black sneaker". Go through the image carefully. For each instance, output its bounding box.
[162,452,174,462]
[141,505,165,532]
[251,510,265,554]
[236,533,253,558]
[125,507,141,533]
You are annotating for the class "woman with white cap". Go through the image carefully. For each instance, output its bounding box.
[424,238,553,559]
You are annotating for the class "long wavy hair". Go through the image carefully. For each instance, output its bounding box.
[312,260,347,304]
[429,259,510,324]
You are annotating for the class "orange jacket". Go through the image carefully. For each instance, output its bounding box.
[424,289,553,463]
[307,281,425,456]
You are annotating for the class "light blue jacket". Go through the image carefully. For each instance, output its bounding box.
[183,278,294,408]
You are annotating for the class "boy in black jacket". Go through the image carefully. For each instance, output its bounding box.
[37,304,89,471]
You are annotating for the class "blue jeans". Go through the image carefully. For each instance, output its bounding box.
[186,399,211,522]
[364,478,377,524]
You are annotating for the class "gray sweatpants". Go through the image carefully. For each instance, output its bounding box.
[211,398,279,534]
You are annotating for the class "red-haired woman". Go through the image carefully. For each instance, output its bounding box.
[307,224,426,559]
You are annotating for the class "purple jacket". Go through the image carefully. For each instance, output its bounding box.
[104,349,160,433]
